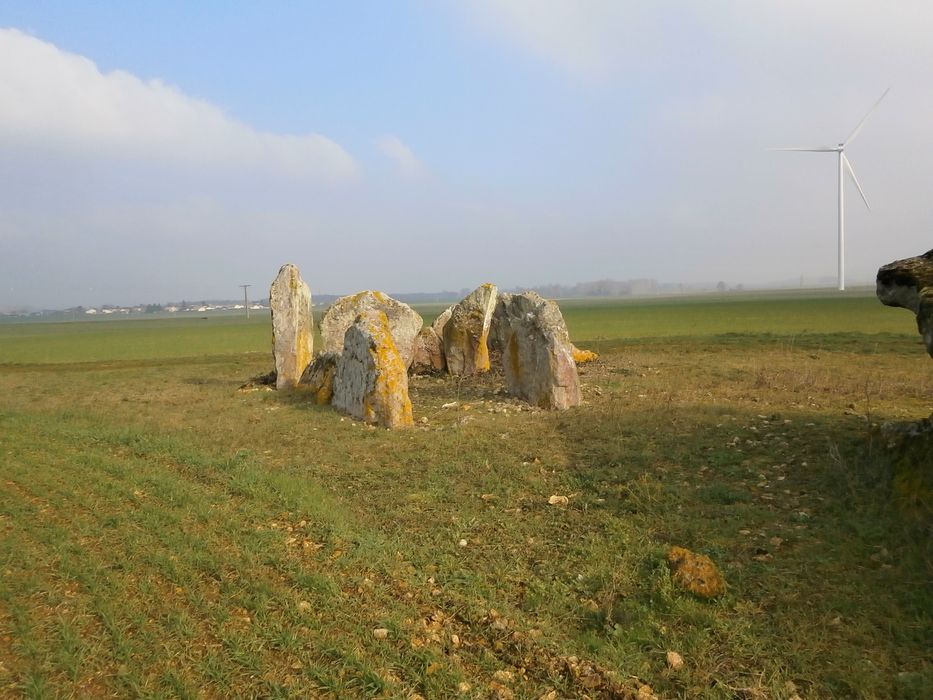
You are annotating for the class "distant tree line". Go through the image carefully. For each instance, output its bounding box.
[506,278,659,298]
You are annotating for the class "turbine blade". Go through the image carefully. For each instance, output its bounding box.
[844,87,890,146]
[843,154,870,211]
[767,146,837,152]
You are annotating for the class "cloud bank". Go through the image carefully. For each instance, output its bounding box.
[0,28,357,181]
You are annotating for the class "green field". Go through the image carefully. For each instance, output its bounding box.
[0,291,920,364]
[1,292,930,699]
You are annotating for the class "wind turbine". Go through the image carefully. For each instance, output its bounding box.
[772,88,889,290]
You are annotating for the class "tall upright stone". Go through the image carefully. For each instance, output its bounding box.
[269,263,313,390]
[443,283,498,376]
[320,291,423,368]
[332,310,414,428]
[493,291,581,410]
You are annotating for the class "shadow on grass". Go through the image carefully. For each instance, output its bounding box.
[547,396,932,698]
[593,331,924,357]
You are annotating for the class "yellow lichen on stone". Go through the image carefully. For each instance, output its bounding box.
[295,328,313,379]
[475,330,491,371]
[366,311,413,428]
[572,347,599,364]
[667,546,726,599]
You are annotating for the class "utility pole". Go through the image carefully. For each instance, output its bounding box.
[240,284,251,320]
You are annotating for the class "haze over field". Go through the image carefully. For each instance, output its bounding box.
[1,1,932,309]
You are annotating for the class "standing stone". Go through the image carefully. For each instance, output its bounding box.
[431,306,452,337]
[877,249,933,358]
[493,291,582,410]
[332,310,414,428]
[269,263,313,390]
[299,351,339,404]
[320,291,423,368]
[410,326,446,373]
[443,284,498,376]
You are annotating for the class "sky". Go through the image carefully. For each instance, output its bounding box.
[1,1,932,309]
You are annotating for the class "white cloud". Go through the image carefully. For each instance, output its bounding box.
[0,28,357,182]
[375,135,425,178]
[460,0,670,80]
[459,1,933,87]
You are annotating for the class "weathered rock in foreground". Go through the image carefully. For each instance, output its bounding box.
[666,546,726,599]
[269,264,314,389]
[320,291,423,368]
[332,310,413,428]
[299,351,339,404]
[877,249,933,357]
[410,326,446,373]
[443,284,498,376]
[493,292,581,410]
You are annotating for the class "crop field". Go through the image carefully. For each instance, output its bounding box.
[0,291,930,699]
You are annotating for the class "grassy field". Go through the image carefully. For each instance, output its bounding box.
[0,292,930,699]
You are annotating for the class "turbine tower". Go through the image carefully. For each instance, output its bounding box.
[772,89,889,290]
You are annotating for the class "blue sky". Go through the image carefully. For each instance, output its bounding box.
[2,1,932,308]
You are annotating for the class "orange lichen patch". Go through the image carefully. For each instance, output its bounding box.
[363,311,413,428]
[474,330,491,372]
[295,329,313,377]
[572,347,598,364]
[667,546,726,598]
[350,290,389,304]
